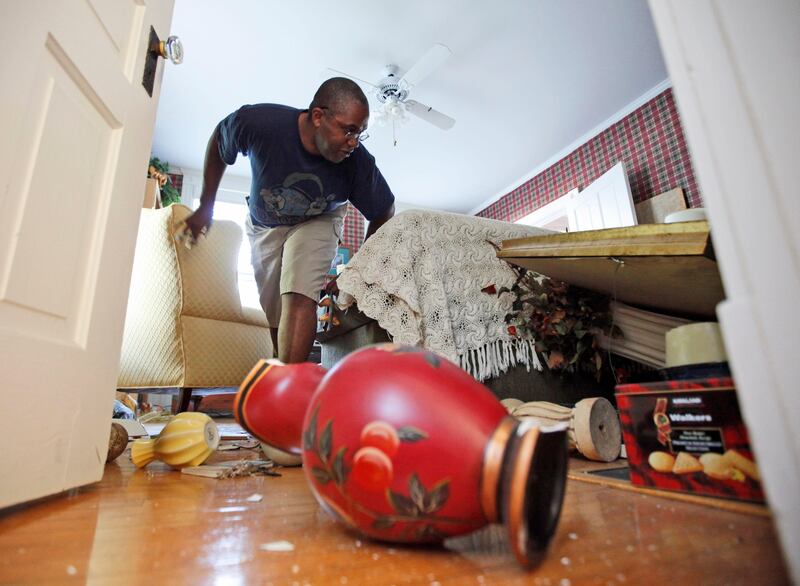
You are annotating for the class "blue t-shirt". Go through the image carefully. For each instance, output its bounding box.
[217,103,394,228]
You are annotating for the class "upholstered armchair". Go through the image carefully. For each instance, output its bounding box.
[117,204,271,411]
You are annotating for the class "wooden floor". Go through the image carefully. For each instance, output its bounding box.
[0,430,790,585]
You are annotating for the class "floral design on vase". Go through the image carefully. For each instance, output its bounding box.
[281,342,569,564]
[303,407,482,542]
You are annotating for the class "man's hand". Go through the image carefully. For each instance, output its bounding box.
[174,205,213,249]
[183,204,214,240]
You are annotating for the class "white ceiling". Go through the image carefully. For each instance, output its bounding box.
[152,0,668,215]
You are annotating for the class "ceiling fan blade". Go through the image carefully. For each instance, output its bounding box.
[321,67,378,89]
[404,99,455,130]
[400,43,452,88]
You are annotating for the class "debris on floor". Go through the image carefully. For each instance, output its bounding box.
[217,439,261,451]
[259,541,295,552]
[138,410,173,424]
[180,459,281,479]
[106,422,129,463]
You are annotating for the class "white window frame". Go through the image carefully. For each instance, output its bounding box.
[515,188,577,231]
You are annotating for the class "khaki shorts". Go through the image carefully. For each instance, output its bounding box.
[246,206,346,327]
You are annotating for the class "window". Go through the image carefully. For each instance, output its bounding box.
[515,189,575,232]
[514,163,637,232]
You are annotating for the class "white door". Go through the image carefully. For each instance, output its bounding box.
[566,161,638,231]
[648,1,800,582]
[0,0,175,507]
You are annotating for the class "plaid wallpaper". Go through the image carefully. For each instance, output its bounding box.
[167,172,183,197]
[477,88,701,222]
[341,203,365,254]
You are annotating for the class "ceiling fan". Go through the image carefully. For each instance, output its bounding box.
[325,43,456,145]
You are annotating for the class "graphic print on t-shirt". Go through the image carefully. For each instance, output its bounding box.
[259,172,338,221]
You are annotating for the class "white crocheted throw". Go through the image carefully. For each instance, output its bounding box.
[336,210,553,382]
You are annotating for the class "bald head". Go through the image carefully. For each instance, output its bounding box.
[310,77,369,116]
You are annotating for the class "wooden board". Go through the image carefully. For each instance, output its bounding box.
[498,220,724,318]
[500,220,713,257]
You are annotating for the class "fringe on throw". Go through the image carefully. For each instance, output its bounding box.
[458,338,542,382]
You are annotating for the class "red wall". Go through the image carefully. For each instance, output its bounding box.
[476,88,701,222]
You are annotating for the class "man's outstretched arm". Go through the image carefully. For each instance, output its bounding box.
[183,125,227,239]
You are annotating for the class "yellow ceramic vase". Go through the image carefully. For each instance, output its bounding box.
[131,412,220,469]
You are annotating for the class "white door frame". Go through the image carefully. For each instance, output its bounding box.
[649,1,800,581]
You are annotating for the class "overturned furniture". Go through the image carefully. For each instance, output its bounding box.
[320,214,725,404]
[319,210,617,404]
[497,220,723,319]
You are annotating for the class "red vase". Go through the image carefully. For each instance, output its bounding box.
[234,359,326,456]
[304,344,567,566]
[234,344,568,566]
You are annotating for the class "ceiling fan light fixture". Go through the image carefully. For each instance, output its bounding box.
[373,98,409,127]
[387,100,405,118]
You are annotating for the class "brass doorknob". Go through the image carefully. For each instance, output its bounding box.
[157,35,183,65]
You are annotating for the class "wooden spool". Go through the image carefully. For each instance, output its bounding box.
[502,397,621,462]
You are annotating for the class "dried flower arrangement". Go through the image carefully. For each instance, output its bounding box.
[483,261,621,380]
[148,156,182,206]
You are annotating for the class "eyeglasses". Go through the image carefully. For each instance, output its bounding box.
[320,106,370,142]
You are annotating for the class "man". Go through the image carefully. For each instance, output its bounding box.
[182,78,395,363]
